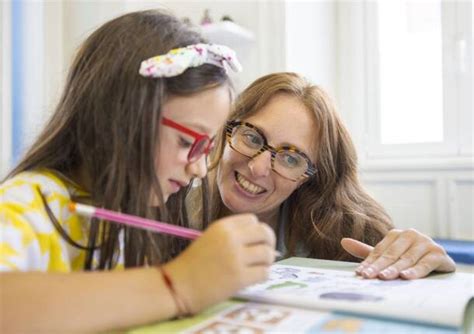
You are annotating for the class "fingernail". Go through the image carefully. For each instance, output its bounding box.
[379,267,394,279]
[362,267,374,277]
[355,265,364,274]
[401,269,414,278]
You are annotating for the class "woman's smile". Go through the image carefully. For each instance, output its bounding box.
[234,171,267,196]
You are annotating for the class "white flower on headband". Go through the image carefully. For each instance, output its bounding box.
[139,43,242,78]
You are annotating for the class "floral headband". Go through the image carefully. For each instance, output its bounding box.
[139,43,242,78]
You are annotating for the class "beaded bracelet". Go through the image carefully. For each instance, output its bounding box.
[158,266,192,317]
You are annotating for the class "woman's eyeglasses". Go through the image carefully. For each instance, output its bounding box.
[225,120,316,181]
[162,117,214,163]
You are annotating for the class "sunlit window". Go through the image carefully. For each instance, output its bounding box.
[377,0,443,145]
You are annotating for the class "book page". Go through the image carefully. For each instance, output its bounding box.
[183,302,328,333]
[236,264,474,328]
[181,302,459,334]
[131,300,459,333]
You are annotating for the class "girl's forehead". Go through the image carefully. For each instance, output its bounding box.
[163,85,231,135]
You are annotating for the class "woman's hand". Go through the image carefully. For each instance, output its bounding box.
[163,214,276,314]
[341,229,456,280]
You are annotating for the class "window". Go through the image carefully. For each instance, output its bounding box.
[365,0,472,159]
[378,1,443,145]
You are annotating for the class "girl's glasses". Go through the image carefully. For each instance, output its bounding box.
[162,117,214,163]
[225,120,316,181]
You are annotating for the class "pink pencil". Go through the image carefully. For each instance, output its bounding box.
[69,202,202,240]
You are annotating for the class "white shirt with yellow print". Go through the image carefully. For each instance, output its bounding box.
[0,170,91,272]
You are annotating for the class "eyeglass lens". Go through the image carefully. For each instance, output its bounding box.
[188,137,211,162]
[229,124,310,180]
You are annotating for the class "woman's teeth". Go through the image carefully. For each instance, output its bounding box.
[236,172,265,194]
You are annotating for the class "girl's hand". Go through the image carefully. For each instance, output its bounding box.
[341,229,456,280]
[163,214,276,313]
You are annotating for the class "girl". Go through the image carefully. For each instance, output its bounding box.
[192,72,455,280]
[0,10,275,332]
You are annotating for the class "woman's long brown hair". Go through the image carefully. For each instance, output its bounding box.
[206,72,392,261]
[6,10,228,269]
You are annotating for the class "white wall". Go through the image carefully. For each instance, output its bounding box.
[56,1,287,93]
[361,169,473,239]
[40,1,337,115]
[285,1,337,98]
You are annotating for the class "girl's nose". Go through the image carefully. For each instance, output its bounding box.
[186,154,208,179]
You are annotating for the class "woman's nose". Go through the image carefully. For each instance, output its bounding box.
[248,150,272,177]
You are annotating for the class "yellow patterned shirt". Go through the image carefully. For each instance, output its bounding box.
[0,169,91,272]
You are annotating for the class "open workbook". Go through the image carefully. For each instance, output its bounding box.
[132,259,474,334]
[236,263,474,328]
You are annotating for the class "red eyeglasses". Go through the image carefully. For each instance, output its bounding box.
[161,117,215,162]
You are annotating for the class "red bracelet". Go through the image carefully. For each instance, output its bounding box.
[158,266,192,317]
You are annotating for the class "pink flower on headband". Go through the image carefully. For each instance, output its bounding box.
[139,43,242,78]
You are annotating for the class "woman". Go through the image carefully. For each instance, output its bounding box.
[191,72,455,280]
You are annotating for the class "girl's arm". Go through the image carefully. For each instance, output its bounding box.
[1,268,176,332]
[1,213,276,332]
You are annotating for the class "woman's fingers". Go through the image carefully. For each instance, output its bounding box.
[353,230,401,277]
[340,238,373,259]
[377,244,429,279]
[358,231,417,278]
[359,229,401,266]
[398,248,456,280]
[397,253,441,279]
[350,229,456,280]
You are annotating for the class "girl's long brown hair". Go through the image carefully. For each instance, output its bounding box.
[206,72,392,261]
[7,10,228,269]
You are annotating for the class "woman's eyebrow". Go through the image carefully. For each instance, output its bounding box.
[250,122,311,156]
[278,141,311,157]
